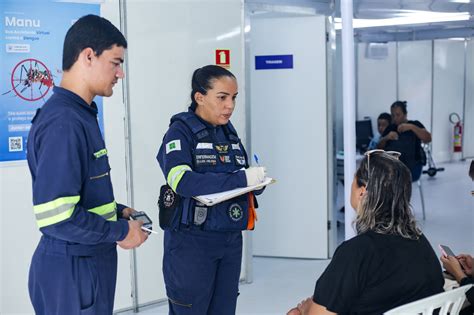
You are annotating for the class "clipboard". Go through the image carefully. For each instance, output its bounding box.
[193,177,276,206]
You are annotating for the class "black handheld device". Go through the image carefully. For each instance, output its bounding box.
[130,211,153,234]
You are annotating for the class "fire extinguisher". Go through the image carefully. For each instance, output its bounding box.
[449,113,462,153]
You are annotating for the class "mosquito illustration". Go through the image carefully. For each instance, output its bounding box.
[2,58,54,102]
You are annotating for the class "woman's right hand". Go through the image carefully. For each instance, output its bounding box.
[441,255,467,283]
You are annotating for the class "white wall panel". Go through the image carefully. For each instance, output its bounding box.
[357,42,397,133]
[0,174,2,314]
[398,41,432,131]
[101,0,133,311]
[250,15,328,258]
[124,0,245,305]
[464,40,474,158]
[432,39,465,162]
[0,172,2,312]
[335,34,344,151]
[0,163,38,315]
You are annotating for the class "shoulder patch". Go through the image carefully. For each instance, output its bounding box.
[166,140,181,154]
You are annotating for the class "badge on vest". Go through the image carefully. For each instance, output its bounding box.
[219,155,232,164]
[194,206,207,225]
[163,188,176,208]
[235,155,246,166]
[195,154,217,166]
[215,143,229,154]
[228,203,244,221]
[158,184,181,230]
[231,143,241,151]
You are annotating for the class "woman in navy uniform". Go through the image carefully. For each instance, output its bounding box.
[157,65,266,314]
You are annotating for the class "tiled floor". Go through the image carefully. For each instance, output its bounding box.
[120,159,474,315]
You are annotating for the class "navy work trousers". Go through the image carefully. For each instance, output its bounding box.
[28,236,118,315]
[163,228,243,315]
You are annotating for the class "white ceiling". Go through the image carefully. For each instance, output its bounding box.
[246,0,474,41]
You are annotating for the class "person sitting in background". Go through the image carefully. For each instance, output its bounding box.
[378,101,431,181]
[287,150,444,315]
[441,253,473,314]
[367,112,391,150]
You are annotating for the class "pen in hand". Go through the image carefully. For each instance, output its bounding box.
[141,226,158,234]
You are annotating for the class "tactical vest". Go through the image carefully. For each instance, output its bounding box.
[170,112,252,231]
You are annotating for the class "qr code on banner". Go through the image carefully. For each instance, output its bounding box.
[8,136,23,152]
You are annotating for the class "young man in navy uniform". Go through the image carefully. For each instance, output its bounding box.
[27,15,148,315]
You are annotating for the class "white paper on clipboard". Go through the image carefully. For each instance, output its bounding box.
[193,177,275,206]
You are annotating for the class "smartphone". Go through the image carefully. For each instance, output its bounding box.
[439,244,456,257]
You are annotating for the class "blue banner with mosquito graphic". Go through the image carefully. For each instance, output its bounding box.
[0,0,102,162]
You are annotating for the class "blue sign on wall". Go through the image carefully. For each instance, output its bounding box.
[255,54,293,70]
[0,0,102,162]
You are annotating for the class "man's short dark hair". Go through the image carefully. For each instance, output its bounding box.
[62,14,127,71]
[378,112,391,123]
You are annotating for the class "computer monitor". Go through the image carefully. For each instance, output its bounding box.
[356,119,373,152]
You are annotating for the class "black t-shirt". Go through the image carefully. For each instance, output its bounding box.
[313,231,444,315]
[382,120,425,170]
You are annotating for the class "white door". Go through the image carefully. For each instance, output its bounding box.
[249,15,329,259]
[463,40,474,159]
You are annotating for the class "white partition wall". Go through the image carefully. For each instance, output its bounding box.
[0,164,38,314]
[357,39,472,163]
[249,15,329,259]
[432,40,465,162]
[123,0,245,306]
[101,1,133,311]
[398,41,432,130]
[464,39,474,159]
[357,42,397,124]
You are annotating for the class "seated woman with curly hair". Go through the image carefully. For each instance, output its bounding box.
[288,150,444,315]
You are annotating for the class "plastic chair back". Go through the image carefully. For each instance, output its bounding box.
[384,284,473,315]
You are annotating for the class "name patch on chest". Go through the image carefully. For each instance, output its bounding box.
[195,154,217,166]
[196,143,213,150]
[93,148,107,159]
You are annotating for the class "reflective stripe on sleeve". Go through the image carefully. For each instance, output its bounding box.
[167,164,192,192]
[33,196,80,228]
[88,201,117,221]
